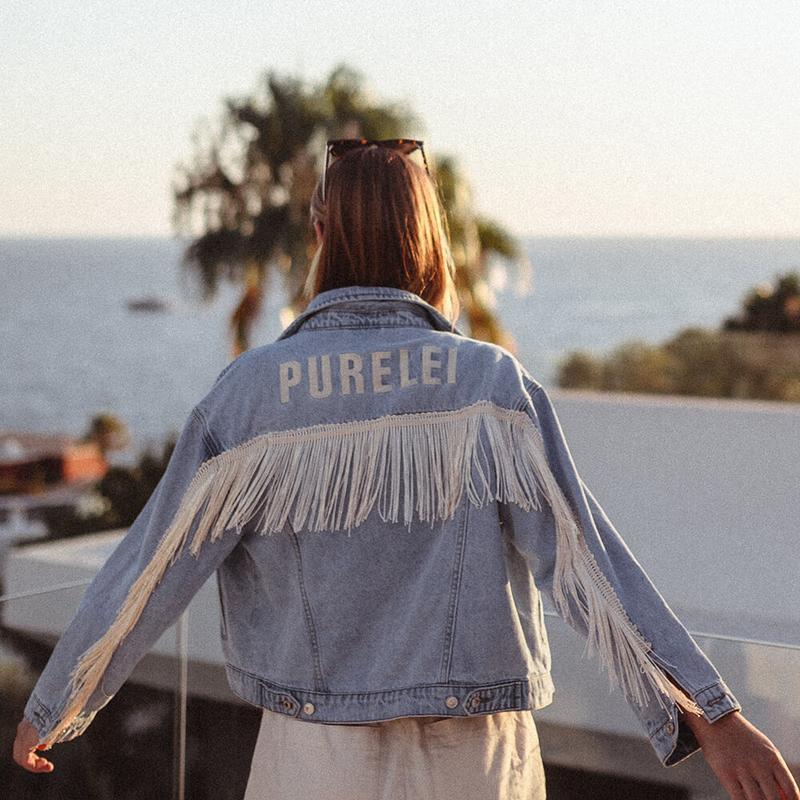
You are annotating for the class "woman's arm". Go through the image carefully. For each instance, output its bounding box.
[13,404,243,767]
[681,708,799,800]
[659,669,800,799]
[504,379,796,795]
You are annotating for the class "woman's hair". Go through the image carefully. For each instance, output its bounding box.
[305,144,460,323]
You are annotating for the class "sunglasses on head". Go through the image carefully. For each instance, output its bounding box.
[321,138,430,204]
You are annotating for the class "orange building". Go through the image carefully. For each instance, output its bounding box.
[0,432,107,495]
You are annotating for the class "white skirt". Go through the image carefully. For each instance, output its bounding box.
[243,707,547,800]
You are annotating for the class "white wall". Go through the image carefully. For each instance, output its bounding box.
[544,388,800,641]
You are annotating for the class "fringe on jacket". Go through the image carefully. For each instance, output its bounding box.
[39,399,701,746]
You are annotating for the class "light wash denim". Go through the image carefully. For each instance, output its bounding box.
[23,284,741,767]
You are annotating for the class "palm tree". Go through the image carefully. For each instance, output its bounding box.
[431,155,531,354]
[172,63,530,358]
[82,413,130,458]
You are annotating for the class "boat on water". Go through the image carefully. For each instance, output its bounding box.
[125,295,173,312]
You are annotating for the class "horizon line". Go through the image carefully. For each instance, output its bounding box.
[2,232,800,242]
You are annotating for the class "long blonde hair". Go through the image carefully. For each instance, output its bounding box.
[305,144,460,322]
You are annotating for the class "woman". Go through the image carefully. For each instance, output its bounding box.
[14,140,799,800]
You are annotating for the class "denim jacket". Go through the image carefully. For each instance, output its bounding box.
[23,284,742,767]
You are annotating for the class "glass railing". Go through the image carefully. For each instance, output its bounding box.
[536,608,800,799]
[2,563,798,799]
[0,578,188,800]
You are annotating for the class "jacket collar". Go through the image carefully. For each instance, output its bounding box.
[276,284,465,340]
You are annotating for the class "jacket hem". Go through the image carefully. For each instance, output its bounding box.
[224,661,556,723]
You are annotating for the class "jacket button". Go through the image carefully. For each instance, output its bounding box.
[665,720,675,734]
[303,702,315,715]
[470,696,481,707]
[445,696,459,709]
[281,698,294,711]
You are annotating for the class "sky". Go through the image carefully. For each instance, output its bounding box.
[1,0,799,238]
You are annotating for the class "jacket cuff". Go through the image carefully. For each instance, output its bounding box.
[23,684,110,745]
[651,679,742,767]
[23,691,53,742]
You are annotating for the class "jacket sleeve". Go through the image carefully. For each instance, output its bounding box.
[502,380,742,768]
[22,404,243,748]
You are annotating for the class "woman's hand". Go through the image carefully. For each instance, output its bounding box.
[12,717,55,774]
[684,709,798,800]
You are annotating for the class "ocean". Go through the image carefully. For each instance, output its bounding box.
[3,236,800,458]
